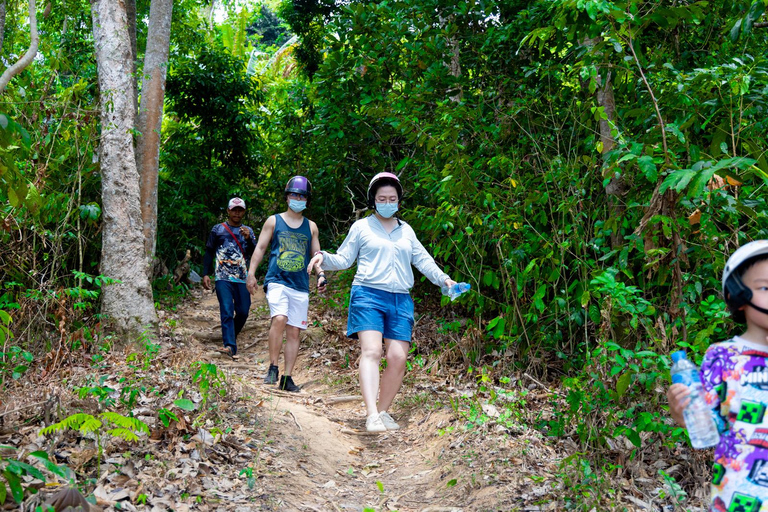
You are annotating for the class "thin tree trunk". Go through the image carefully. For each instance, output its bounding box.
[0,0,38,95]
[0,0,7,55]
[137,0,173,267]
[583,37,624,246]
[91,0,157,333]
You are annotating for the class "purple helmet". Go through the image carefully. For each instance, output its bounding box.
[367,172,403,206]
[285,176,312,202]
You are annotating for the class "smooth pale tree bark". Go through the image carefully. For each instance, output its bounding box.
[91,0,157,332]
[0,0,38,95]
[137,0,173,266]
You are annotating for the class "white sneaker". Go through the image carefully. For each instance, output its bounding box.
[366,413,386,433]
[378,411,400,430]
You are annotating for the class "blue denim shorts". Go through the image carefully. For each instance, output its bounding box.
[347,285,414,342]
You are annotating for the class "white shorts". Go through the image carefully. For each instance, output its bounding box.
[266,282,309,330]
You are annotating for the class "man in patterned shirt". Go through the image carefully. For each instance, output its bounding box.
[668,240,768,512]
[202,198,255,360]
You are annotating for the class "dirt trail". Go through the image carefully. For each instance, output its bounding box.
[177,288,491,512]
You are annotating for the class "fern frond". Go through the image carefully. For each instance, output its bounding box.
[101,412,149,435]
[222,25,233,52]
[41,413,92,435]
[79,416,102,434]
[105,428,139,443]
[235,8,249,59]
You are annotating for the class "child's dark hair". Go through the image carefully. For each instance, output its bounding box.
[725,253,768,323]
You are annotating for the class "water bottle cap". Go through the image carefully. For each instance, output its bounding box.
[671,350,687,363]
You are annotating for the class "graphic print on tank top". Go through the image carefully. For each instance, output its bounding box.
[276,230,309,272]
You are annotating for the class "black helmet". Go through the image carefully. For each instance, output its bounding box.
[285,176,312,203]
[367,172,403,207]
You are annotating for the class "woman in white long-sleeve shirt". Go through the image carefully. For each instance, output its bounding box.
[307,172,457,432]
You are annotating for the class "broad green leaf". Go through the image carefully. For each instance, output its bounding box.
[3,471,23,503]
[174,399,196,411]
[637,155,657,182]
[616,372,632,397]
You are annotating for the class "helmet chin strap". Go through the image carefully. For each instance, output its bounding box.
[747,301,768,316]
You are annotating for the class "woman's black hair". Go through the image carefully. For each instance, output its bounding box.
[367,178,403,207]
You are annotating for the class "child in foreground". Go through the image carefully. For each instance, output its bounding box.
[668,240,768,511]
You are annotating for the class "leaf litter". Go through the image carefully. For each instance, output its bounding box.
[0,286,711,511]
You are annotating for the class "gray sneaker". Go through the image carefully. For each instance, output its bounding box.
[264,364,279,384]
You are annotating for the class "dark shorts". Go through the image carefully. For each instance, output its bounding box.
[347,285,414,342]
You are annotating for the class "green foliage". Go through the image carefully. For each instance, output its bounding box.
[0,449,69,505]
[160,42,265,262]
[41,412,149,478]
[158,408,180,428]
[191,362,227,416]
[247,5,292,48]
[0,309,32,386]
[239,466,256,489]
[278,0,335,78]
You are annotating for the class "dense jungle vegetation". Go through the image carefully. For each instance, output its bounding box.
[1,0,768,508]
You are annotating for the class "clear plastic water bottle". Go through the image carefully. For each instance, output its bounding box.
[670,350,720,449]
[448,282,471,301]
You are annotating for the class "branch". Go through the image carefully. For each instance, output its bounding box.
[755,22,768,29]
[627,30,669,164]
[0,0,39,95]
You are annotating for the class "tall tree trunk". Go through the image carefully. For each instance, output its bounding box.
[0,0,38,95]
[91,0,157,333]
[137,0,173,268]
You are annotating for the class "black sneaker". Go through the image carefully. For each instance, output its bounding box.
[264,364,279,385]
[279,375,301,393]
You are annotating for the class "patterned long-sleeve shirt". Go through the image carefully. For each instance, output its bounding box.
[203,222,255,283]
[700,336,768,512]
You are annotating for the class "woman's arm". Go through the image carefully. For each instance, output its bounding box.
[409,228,451,288]
[307,222,362,275]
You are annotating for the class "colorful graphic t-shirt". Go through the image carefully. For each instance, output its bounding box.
[264,214,312,293]
[700,336,768,512]
[203,223,255,283]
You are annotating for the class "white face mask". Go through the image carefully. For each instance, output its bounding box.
[289,199,307,213]
[376,202,398,218]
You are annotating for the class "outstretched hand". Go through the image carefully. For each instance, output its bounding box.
[308,253,323,275]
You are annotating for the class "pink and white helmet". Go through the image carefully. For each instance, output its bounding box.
[367,172,403,206]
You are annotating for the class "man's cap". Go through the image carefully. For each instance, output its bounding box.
[228,197,246,210]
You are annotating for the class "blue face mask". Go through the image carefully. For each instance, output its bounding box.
[376,202,398,218]
[289,199,307,213]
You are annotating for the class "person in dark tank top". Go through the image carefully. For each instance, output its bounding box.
[246,176,325,392]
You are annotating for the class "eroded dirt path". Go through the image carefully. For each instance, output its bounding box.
[177,288,485,512]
